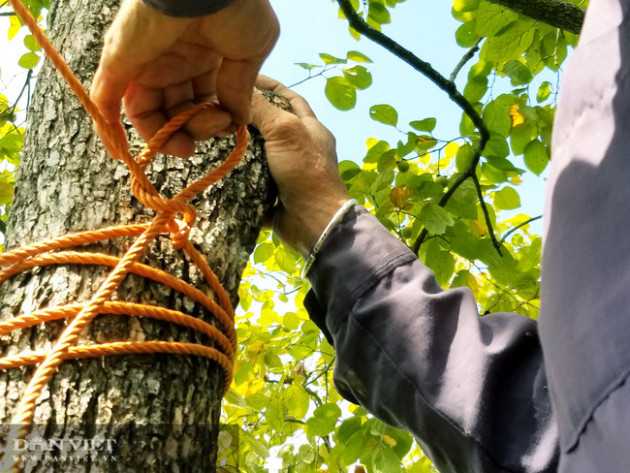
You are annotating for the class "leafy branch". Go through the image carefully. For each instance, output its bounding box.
[335,0,500,255]
[487,0,584,34]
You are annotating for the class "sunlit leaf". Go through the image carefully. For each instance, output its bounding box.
[369,104,398,126]
[493,186,521,210]
[325,76,357,110]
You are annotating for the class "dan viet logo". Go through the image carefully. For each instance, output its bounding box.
[9,436,117,464]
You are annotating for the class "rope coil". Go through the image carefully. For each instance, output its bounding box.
[0,1,248,470]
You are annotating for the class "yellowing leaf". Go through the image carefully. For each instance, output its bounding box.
[389,186,412,210]
[470,219,487,237]
[382,434,397,447]
[247,339,265,355]
[509,104,525,128]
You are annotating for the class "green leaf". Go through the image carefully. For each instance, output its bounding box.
[541,30,567,71]
[455,21,479,48]
[319,53,346,65]
[420,203,455,235]
[18,52,40,70]
[305,403,341,437]
[368,2,391,24]
[339,160,361,182]
[369,104,398,127]
[510,121,535,155]
[463,75,488,102]
[456,143,474,172]
[424,239,455,286]
[0,181,14,206]
[445,179,478,219]
[347,50,372,63]
[409,118,436,132]
[23,34,41,52]
[537,81,552,102]
[343,429,366,464]
[482,20,537,63]
[523,139,549,175]
[285,384,310,418]
[275,246,297,273]
[253,241,274,264]
[475,1,519,37]
[338,417,363,443]
[365,140,390,163]
[483,100,512,138]
[483,135,509,158]
[325,76,357,110]
[502,60,533,85]
[343,65,372,90]
[493,186,521,210]
[481,162,508,184]
[295,62,318,71]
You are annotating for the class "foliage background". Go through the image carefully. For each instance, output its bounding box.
[0,0,587,471]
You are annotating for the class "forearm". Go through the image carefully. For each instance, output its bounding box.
[305,207,558,473]
[141,0,236,17]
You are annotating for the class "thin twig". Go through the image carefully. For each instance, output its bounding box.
[499,215,542,244]
[7,69,33,119]
[288,67,331,89]
[450,39,482,83]
[335,0,498,255]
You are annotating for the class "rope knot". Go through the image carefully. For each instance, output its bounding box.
[167,207,196,250]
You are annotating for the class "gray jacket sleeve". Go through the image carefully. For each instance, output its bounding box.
[141,0,234,17]
[305,206,558,473]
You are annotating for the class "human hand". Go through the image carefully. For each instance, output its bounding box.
[251,76,351,258]
[90,0,278,158]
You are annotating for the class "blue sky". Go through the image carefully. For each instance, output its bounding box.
[261,0,548,223]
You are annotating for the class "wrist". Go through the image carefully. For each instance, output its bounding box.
[280,194,352,259]
[300,199,358,278]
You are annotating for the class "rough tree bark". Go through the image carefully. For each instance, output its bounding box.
[0,0,274,471]
[488,0,585,34]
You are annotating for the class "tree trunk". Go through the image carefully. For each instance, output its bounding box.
[0,0,274,471]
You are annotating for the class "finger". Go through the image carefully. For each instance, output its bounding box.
[255,75,317,119]
[123,85,195,157]
[181,101,233,140]
[192,67,219,99]
[90,66,130,124]
[163,82,195,111]
[216,57,262,125]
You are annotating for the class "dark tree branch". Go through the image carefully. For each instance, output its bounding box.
[470,172,501,252]
[335,0,500,255]
[487,0,585,34]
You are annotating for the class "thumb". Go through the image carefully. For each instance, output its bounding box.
[90,66,130,125]
[251,88,296,138]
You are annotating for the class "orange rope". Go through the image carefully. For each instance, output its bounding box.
[1,1,248,470]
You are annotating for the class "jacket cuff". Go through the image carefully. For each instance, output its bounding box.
[142,0,235,17]
[304,207,417,341]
